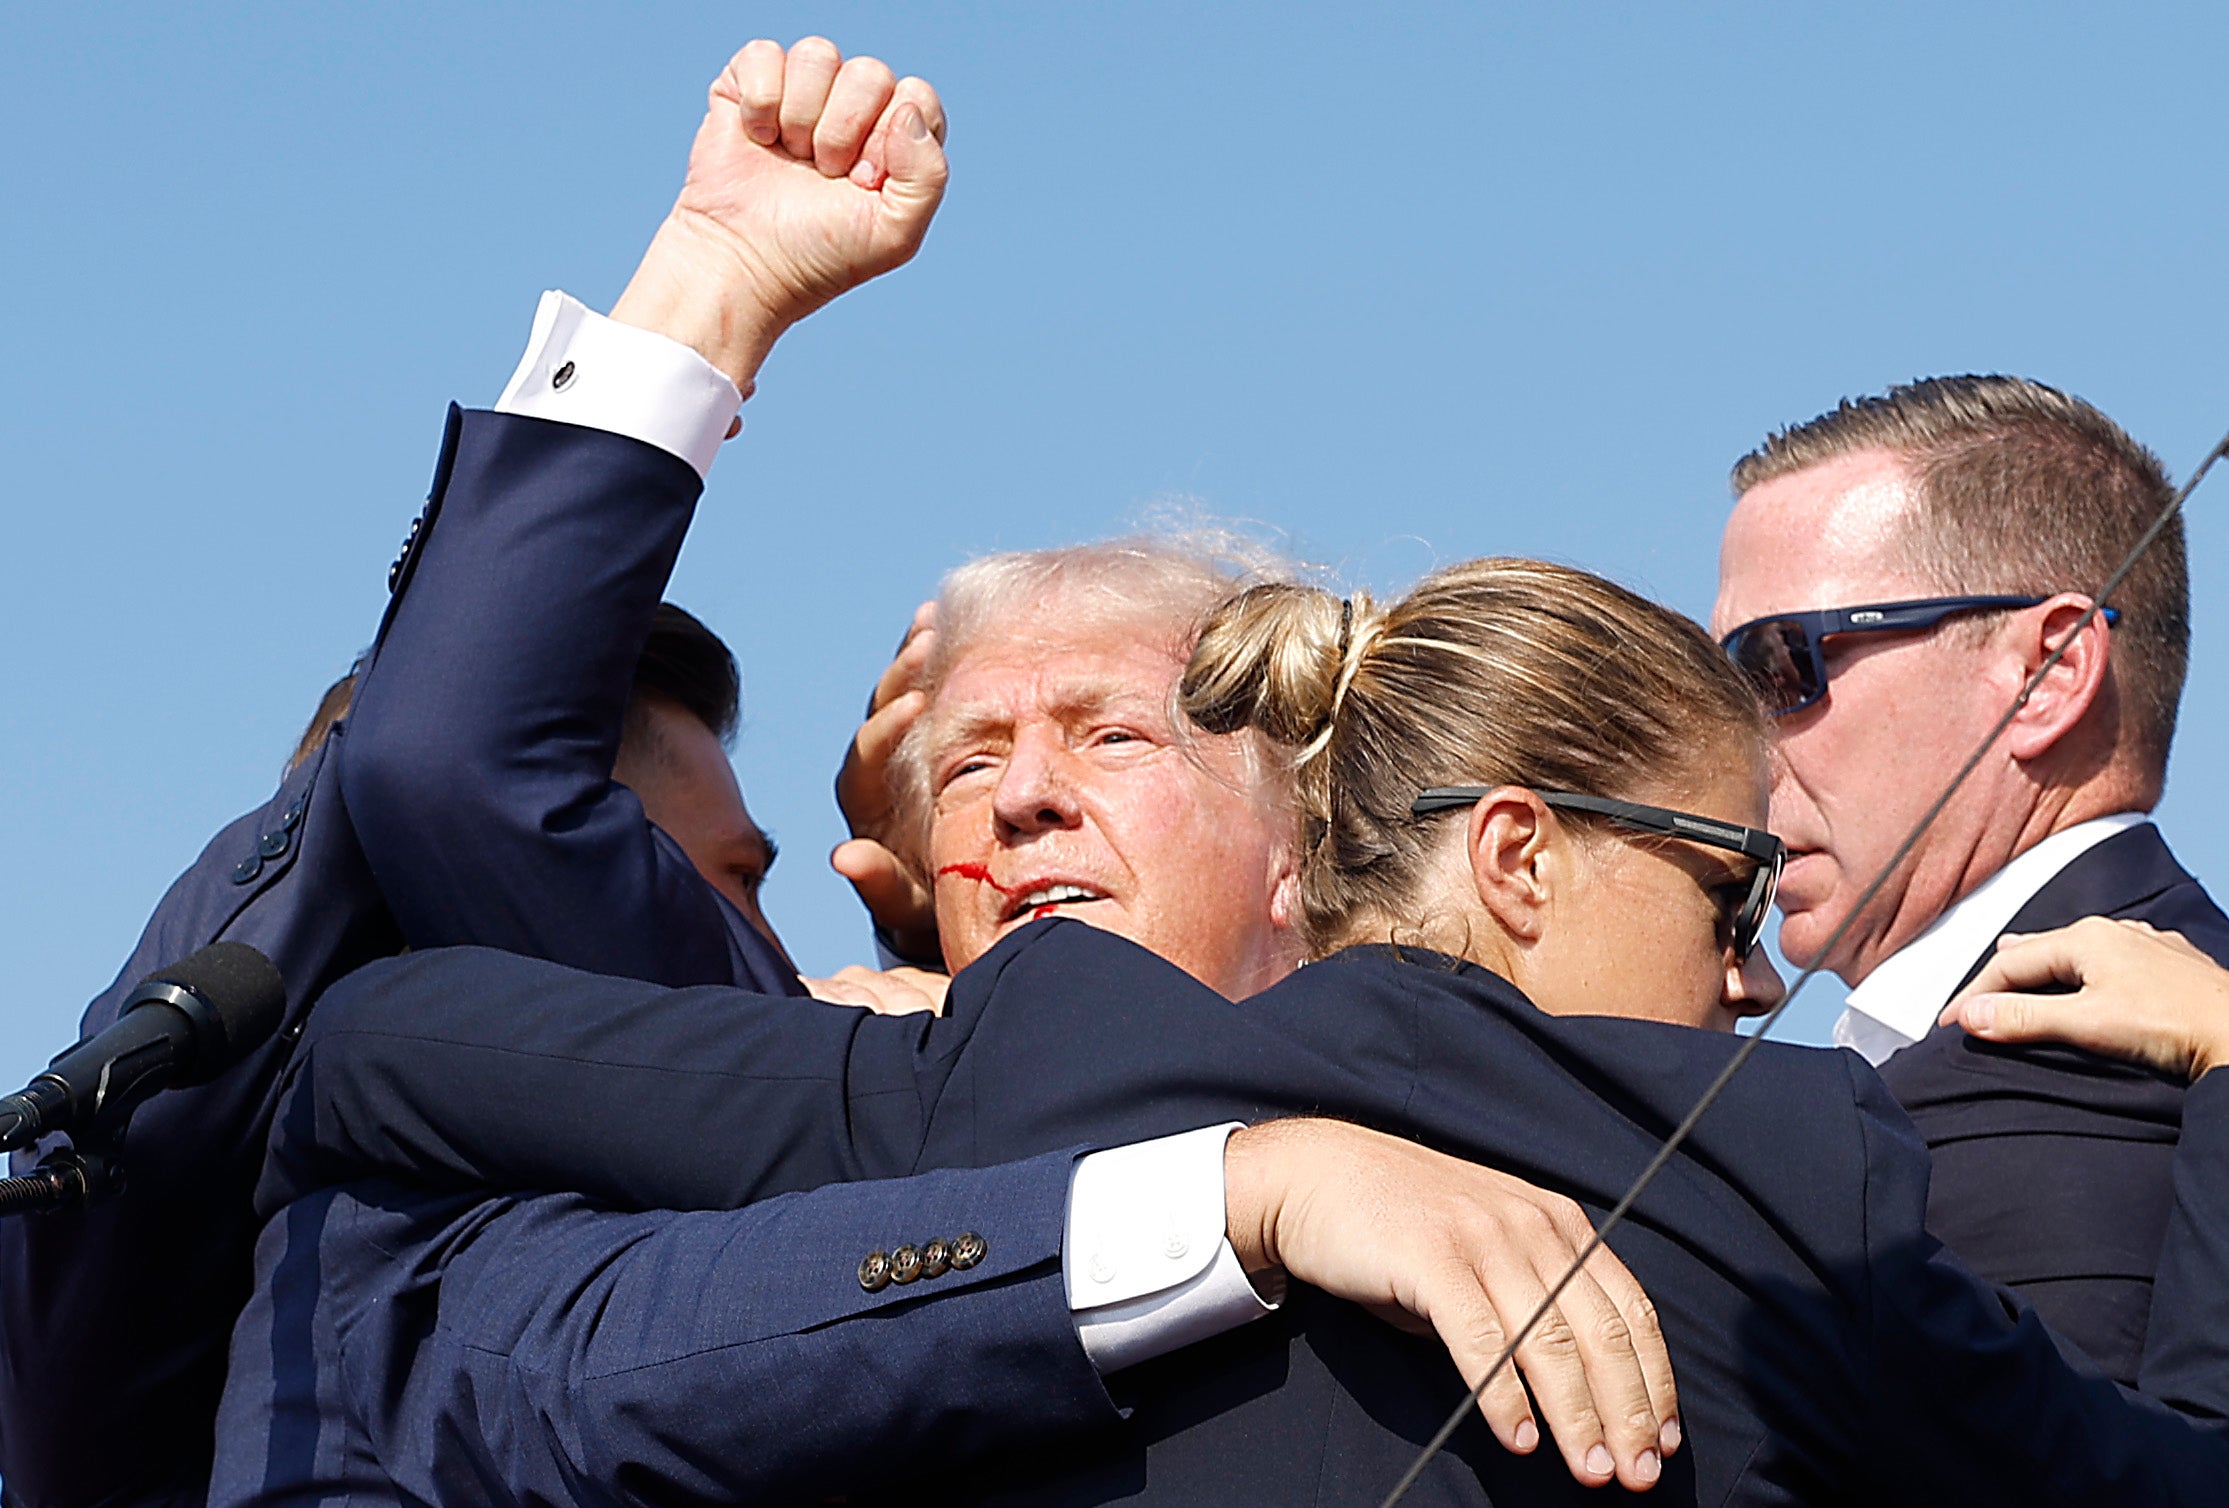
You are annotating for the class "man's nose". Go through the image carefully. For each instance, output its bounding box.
[992,731,1083,837]
[1726,948,1786,1018]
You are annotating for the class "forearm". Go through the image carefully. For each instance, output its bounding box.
[248,1157,1112,1507]
[260,947,912,1219]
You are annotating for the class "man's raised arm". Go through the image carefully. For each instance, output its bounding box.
[338,39,946,990]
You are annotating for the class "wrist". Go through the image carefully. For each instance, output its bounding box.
[1221,1122,1290,1276]
[610,215,792,391]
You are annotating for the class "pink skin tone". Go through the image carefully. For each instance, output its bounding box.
[1710,449,2121,984]
[920,609,1305,998]
[1455,755,1786,1032]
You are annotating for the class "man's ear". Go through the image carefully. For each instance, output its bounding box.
[1266,836,1304,935]
[1465,788,1558,943]
[2002,595,2113,764]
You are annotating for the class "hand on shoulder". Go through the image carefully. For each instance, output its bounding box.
[1940,916,2229,1082]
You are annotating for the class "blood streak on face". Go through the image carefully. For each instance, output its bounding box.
[938,863,1077,923]
[936,861,1020,897]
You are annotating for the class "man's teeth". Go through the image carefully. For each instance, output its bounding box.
[1015,884,1101,910]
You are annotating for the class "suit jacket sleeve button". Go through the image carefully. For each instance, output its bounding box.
[858,1250,892,1292]
[949,1232,986,1270]
[257,830,290,860]
[889,1245,923,1285]
[231,854,264,885]
[919,1238,951,1279]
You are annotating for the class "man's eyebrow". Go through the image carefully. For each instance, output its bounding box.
[758,832,780,875]
[928,677,1173,757]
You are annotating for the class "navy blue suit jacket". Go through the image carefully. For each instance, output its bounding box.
[208,1152,1117,1508]
[0,407,1028,1508]
[262,923,2229,1505]
[1879,822,2229,1383]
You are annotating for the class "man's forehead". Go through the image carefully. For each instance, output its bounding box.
[932,622,1187,728]
[1713,448,1935,628]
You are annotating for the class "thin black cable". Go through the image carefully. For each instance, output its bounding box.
[1377,425,2229,1508]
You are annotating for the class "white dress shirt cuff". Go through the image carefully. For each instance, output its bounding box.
[1065,1123,1279,1375]
[494,291,742,481]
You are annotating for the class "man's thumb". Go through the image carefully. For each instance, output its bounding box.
[881,103,949,208]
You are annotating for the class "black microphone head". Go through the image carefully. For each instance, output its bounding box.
[131,943,287,1081]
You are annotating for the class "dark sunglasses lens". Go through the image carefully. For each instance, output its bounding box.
[1728,620,1818,714]
[1733,854,1780,960]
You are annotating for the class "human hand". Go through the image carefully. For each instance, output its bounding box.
[611,38,950,389]
[801,964,948,1016]
[1940,916,2229,1082]
[1223,1119,1677,1491]
[831,602,941,962]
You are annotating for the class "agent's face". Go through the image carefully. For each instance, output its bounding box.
[614,694,792,969]
[922,612,1304,997]
[1529,753,1786,1032]
[1712,448,2017,983]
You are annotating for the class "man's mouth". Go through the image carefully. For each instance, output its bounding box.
[1001,883,1110,924]
[935,863,1112,924]
[1774,849,1828,908]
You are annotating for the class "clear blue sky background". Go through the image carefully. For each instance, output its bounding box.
[4,2,2227,1085]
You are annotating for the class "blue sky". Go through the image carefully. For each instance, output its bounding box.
[4,2,2228,1081]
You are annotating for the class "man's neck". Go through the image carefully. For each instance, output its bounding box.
[1847,770,2151,986]
[1833,809,2150,1061]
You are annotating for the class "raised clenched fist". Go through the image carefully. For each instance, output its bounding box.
[613,38,950,388]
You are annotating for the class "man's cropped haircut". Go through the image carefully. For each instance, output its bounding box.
[1732,375,2188,778]
[630,602,743,749]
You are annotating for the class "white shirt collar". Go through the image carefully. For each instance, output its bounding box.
[1832,812,2147,1065]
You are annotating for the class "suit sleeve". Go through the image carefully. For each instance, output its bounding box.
[1850,1056,2229,1504]
[2139,1069,2229,1420]
[259,945,939,1219]
[339,407,798,997]
[261,924,1319,1222]
[217,1155,1118,1506]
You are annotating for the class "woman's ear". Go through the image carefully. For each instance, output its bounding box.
[1465,788,1558,943]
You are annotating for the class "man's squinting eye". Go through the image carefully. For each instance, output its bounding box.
[940,753,999,790]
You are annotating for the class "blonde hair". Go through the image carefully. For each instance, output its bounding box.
[888,529,1300,850]
[1181,559,1767,953]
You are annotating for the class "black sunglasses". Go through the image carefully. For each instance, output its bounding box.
[1409,787,1786,961]
[1719,595,2119,717]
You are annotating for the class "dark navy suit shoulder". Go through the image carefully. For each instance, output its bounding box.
[1878,822,2229,1382]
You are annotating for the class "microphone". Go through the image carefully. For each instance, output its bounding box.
[0,943,286,1154]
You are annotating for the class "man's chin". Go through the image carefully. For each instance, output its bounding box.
[1774,905,1876,985]
[1772,908,1831,972]
[992,902,1126,944]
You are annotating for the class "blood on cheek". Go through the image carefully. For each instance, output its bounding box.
[937,862,1062,922]
[936,862,1018,897]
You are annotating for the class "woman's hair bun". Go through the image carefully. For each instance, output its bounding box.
[1181,582,1368,752]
